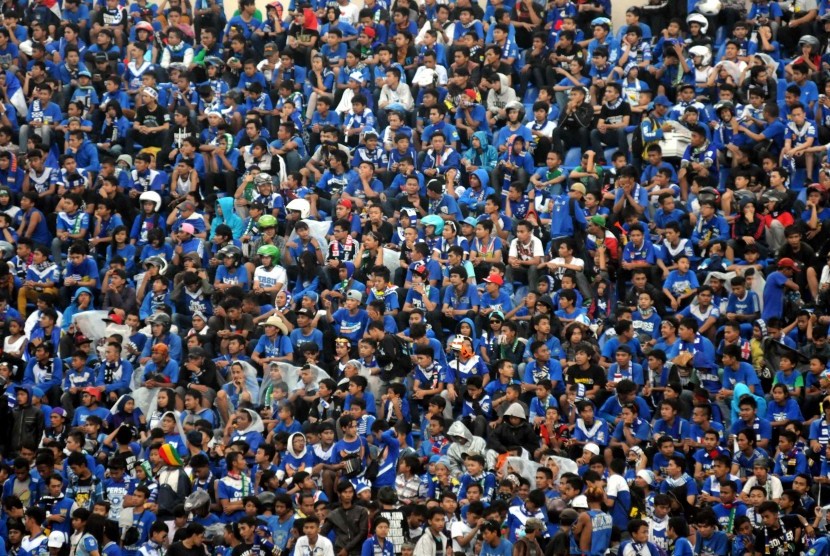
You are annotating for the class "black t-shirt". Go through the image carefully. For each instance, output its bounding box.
[753,515,802,556]
[287,23,319,47]
[136,104,171,134]
[566,363,607,390]
[598,101,632,128]
[230,544,254,556]
[167,541,207,556]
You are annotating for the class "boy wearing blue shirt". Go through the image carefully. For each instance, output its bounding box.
[458,453,496,504]
[328,290,370,348]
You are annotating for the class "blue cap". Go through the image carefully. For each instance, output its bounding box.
[32,387,44,398]
[78,69,91,78]
[462,216,478,228]
[653,95,671,107]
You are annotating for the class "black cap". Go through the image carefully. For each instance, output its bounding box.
[297,308,315,318]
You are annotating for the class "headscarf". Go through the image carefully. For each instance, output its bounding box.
[302,8,318,31]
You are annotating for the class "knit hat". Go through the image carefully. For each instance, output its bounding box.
[159,443,183,467]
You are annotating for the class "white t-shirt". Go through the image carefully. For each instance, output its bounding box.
[294,535,335,556]
[508,235,544,261]
[254,265,287,290]
[450,521,474,556]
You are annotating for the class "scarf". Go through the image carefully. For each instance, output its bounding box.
[225,470,252,497]
[605,97,624,111]
[32,260,52,273]
[103,360,121,384]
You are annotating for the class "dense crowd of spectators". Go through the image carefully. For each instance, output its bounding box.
[6,0,830,555]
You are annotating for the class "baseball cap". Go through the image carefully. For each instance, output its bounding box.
[362,26,376,38]
[180,222,195,235]
[82,387,101,401]
[484,274,504,286]
[51,407,67,418]
[152,343,169,355]
[78,69,91,78]
[559,508,579,526]
[48,532,67,549]
[571,495,589,509]
[103,312,124,325]
[778,258,800,271]
[589,215,606,227]
[349,71,364,82]
[584,442,600,456]
[570,183,586,196]
[411,263,429,277]
[32,387,44,399]
[462,216,478,228]
[346,290,363,303]
[653,95,672,107]
[337,198,353,210]
[489,310,505,322]
[297,308,315,318]
[264,42,278,54]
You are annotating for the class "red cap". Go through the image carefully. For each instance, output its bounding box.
[105,312,124,325]
[82,387,101,401]
[778,258,800,272]
[338,199,353,210]
[362,26,376,39]
[464,88,477,100]
[484,274,505,286]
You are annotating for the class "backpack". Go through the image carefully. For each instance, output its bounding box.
[379,334,413,381]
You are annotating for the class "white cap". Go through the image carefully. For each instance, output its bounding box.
[572,495,589,509]
[48,532,67,548]
[584,442,600,456]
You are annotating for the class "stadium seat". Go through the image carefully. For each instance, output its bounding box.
[564,147,582,167]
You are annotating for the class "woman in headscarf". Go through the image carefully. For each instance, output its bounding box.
[144,387,177,437]
[107,395,146,432]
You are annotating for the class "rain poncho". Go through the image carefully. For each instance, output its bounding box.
[230,407,265,454]
[278,432,315,481]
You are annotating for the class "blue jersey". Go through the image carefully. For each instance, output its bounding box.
[588,509,613,556]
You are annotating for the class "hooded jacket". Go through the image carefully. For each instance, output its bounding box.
[210,197,246,240]
[446,421,487,478]
[458,168,495,213]
[486,73,517,115]
[489,403,539,455]
[11,385,44,455]
[61,286,95,332]
[462,132,499,173]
